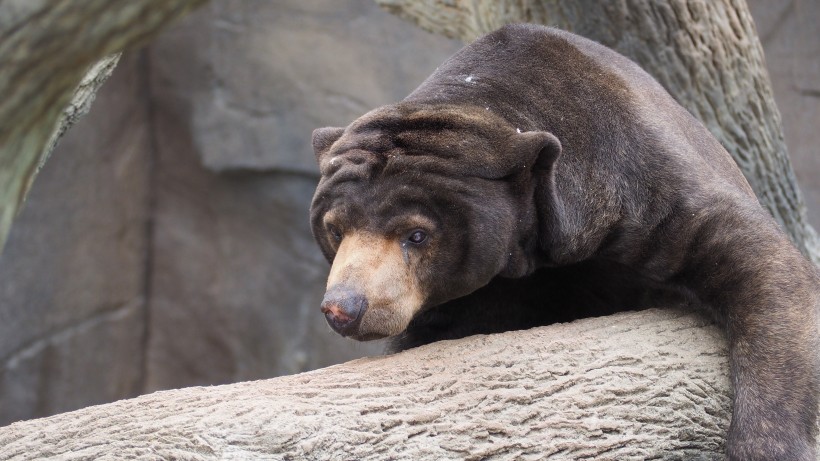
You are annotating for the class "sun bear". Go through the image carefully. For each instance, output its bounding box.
[309,24,819,460]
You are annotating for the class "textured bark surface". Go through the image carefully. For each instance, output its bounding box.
[375,0,820,264]
[0,0,206,251]
[37,54,122,181]
[0,308,746,460]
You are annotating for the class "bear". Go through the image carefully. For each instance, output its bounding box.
[309,24,819,460]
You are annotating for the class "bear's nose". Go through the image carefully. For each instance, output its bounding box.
[320,286,367,337]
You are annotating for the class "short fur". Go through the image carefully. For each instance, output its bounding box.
[310,24,820,460]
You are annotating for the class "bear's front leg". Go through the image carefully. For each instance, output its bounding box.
[678,208,820,460]
[724,279,819,460]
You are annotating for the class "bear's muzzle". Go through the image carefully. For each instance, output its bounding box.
[321,231,426,340]
[320,285,367,337]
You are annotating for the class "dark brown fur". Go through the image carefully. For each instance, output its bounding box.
[310,24,820,460]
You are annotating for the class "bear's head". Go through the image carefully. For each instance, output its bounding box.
[310,103,561,341]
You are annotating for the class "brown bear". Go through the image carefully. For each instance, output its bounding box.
[309,24,819,460]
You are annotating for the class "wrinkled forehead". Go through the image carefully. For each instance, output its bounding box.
[314,158,466,226]
[318,103,513,177]
[311,102,519,229]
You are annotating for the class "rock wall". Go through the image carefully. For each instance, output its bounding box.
[0,0,817,426]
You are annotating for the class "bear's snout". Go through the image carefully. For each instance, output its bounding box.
[320,285,367,337]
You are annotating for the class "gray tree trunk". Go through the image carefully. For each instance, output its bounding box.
[0,308,761,460]
[375,0,820,265]
[0,0,206,252]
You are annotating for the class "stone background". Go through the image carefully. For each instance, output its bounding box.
[0,0,817,426]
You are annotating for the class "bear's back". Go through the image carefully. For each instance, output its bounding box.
[406,23,754,200]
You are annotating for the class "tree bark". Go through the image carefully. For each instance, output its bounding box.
[0,308,754,460]
[375,0,820,265]
[34,54,122,192]
[0,0,206,252]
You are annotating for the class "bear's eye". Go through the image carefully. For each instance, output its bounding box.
[328,224,342,242]
[407,230,427,245]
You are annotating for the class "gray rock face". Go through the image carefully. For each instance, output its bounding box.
[193,0,460,174]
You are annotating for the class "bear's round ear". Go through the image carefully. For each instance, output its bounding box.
[469,130,562,179]
[517,131,562,172]
[312,127,346,164]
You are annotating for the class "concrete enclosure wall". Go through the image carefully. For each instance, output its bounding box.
[0,0,817,426]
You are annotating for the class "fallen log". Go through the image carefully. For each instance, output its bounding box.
[0,308,751,460]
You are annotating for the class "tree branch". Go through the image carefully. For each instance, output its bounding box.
[0,308,747,460]
[32,53,122,192]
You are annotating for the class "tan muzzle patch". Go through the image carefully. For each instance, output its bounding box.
[325,231,425,338]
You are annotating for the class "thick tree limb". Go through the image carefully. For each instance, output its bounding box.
[0,0,206,252]
[375,0,820,265]
[0,308,752,460]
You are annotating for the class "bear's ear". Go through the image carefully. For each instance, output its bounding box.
[312,127,345,164]
[518,131,561,173]
[476,131,561,179]
[467,130,561,179]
